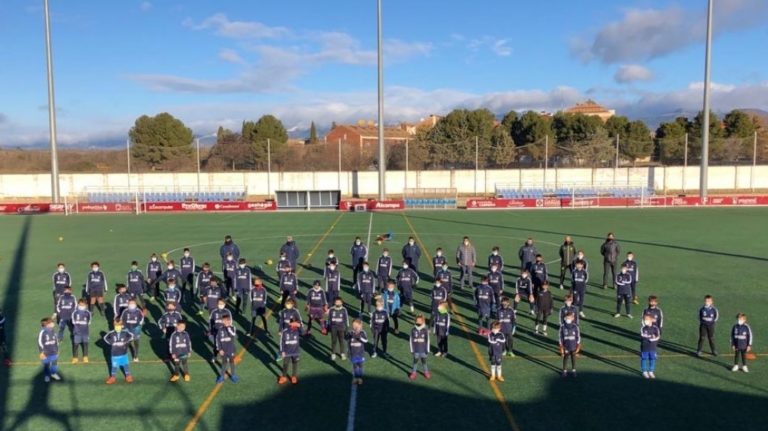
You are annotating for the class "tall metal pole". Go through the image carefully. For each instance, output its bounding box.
[683,133,688,192]
[405,139,409,192]
[752,131,758,191]
[338,138,342,193]
[196,138,201,196]
[474,136,479,196]
[700,0,713,199]
[614,134,620,186]
[43,0,60,202]
[376,0,386,200]
[267,139,272,197]
[544,135,549,187]
[126,138,132,192]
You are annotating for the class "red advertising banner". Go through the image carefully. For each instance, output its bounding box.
[339,200,405,211]
[0,203,51,214]
[143,201,277,212]
[78,203,136,213]
[466,198,539,209]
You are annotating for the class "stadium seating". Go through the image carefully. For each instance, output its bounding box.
[86,191,246,203]
[404,198,458,209]
[494,186,654,199]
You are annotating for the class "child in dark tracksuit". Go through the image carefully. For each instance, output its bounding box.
[487,265,504,316]
[396,264,419,313]
[325,264,341,305]
[104,321,134,384]
[233,259,252,314]
[559,313,581,378]
[305,281,328,336]
[328,299,349,360]
[409,315,431,380]
[731,313,753,373]
[475,277,495,334]
[622,252,639,304]
[356,264,377,316]
[497,297,516,357]
[279,319,302,384]
[641,314,661,378]
[535,282,553,335]
[120,300,144,362]
[488,321,506,382]
[430,282,448,326]
[433,302,451,357]
[215,317,239,384]
[371,300,389,358]
[571,262,588,318]
[697,295,719,357]
[0,308,9,366]
[38,318,61,383]
[249,278,269,336]
[614,266,633,318]
[347,319,368,385]
[71,300,91,363]
[515,271,535,315]
[169,320,192,382]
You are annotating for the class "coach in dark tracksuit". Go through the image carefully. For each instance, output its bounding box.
[350,238,368,285]
[401,237,422,273]
[219,235,240,268]
[518,238,538,272]
[280,236,300,273]
[558,236,576,289]
[600,233,620,289]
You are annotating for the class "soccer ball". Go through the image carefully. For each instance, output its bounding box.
[266,259,273,266]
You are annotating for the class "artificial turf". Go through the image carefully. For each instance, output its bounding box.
[0,208,766,431]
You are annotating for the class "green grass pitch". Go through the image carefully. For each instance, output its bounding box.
[0,208,766,431]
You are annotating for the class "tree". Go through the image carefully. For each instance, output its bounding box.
[500,110,518,132]
[309,121,318,144]
[488,127,516,168]
[242,115,289,169]
[129,113,193,170]
[655,119,688,162]
[509,111,554,160]
[425,108,496,168]
[216,126,234,144]
[605,115,630,138]
[723,110,757,138]
[206,133,255,171]
[621,120,653,163]
[687,110,724,159]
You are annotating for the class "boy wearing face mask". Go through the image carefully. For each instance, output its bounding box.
[488,321,506,382]
[432,248,447,278]
[71,299,91,363]
[614,265,633,318]
[371,299,390,358]
[488,246,504,273]
[377,249,393,289]
[180,248,195,301]
[52,263,71,311]
[396,261,419,313]
[409,315,431,380]
[572,250,589,272]
[622,252,640,304]
[162,261,182,289]
[433,301,451,358]
[324,249,338,278]
[640,314,661,378]
[643,296,663,334]
[305,281,328,336]
[278,318,302,385]
[401,237,422,273]
[697,295,719,357]
[535,282,553,336]
[559,312,581,378]
[113,284,131,321]
[216,316,240,384]
[165,279,182,306]
[278,299,303,335]
[86,262,108,316]
[104,319,134,384]
[435,262,453,300]
[731,313,753,373]
[209,298,232,344]
[233,258,252,314]
[222,253,238,300]
[276,252,291,282]
[498,297,516,357]
[515,270,535,315]
[120,299,144,362]
[249,278,269,336]
[346,319,369,385]
[328,297,349,360]
[158,302,183,340]
[350,237,368,285]
[280,236,300,271]
[324,261,341,304]
[571,261,588,318]
[430,281,448,326]
[146,254,162,301]
[487,264,504,317]
[475,276,495,334]
[126,261,145,305]
[55,286,76,343]
[279,267,299,308]
[169,320,192,382]
[559,294,579,326]
[197,263,215,313]
[382,281,401,334]
[202,278,224,316]
[530,255,548,295]
[38,317,61,383]
[356,262,376,316]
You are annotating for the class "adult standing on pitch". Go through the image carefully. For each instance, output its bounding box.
[350,237,368,286]
[600,232,621,289]
[558,236,576,289]
[401,237,422,274]
[219,235,240,269]
[518,238,537,273]
[456,236,476,290]
[280,236,300,272]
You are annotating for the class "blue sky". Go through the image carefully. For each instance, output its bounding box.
[0,0,766,146]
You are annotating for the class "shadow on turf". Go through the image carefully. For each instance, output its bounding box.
[215,373,768,431]
[404,213,768,263]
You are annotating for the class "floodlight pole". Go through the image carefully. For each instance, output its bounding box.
[126,138,132,191]
[752,131,758,191]
[196,137,201,196]
[614,134,620,186]
[376,0,386,200]
[43,0,60,202]
[267,138,272,197]
[700,0,713,199]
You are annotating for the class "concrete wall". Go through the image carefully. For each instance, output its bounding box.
[1,165,766,198]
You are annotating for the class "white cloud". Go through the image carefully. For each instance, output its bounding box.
[491,39,512,57]
[139,1,152,12]
[614,65,654,84]
[572,0,768,64]
[218,48,245,65]
[464,35,513,57]
[183,13,291,40]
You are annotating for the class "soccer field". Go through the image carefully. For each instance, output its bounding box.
[0,208,767,431]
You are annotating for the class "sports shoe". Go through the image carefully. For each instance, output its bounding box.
[424,371,432,380]
[105,376,116,384]
[341,354,347,361]
[602,285,608,290]
[742,366,749,373]
[542,330,548,336]
[648,372,656,379]
[230,374,240,383]
[357,378,363,385]
[216,376,226,384]
[434,352,442,357]
[712,350,718,357]
[627,314,633,319]
[489,375,496,382]
[731,365,739,372]
[133,358,139,363]
[44,376,51,383]
[696,351,703,357]
[371,352,378,358]
[497,375,505,382]
[613,313,621,318]
[632,297,639,305]
[408,371,417,380]
[561,370,568,378]
[529,310,535,316]
[125,375,133,383]
[184,374,191,382]
[51,373,61,381]
[642,371,649,378]
[507,352,516,358]
[71,358,79,364]
[410,305,414,313]
[277,376,288,385]
[535,324,540,333]
[82,356,89,363]
[290,376,298,384]
[579,311,586,318]
[394,329,400,335]
[331,354,337,360]
[169,374,180,382]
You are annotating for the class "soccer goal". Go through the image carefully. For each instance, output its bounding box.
[403,188,458,209]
